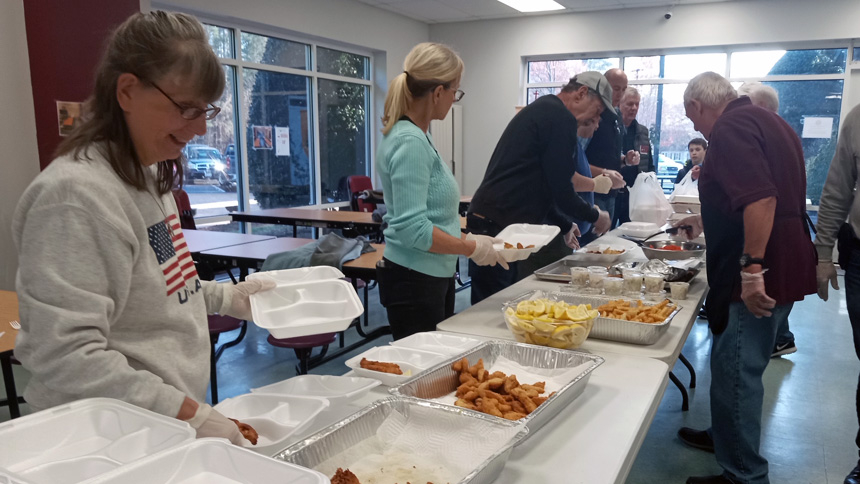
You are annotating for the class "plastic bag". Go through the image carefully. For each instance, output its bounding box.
[629,172,673,225]
[670,170,699,201]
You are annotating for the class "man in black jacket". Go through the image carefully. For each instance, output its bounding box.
[467,72,613,303]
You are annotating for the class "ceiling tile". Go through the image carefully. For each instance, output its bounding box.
[435,0,516,17]
[381,0,474,22]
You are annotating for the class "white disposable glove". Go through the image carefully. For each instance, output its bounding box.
[624,150,641,166]
[224,278,277,321]
[186,403,244,445]
[564,224,581,249]
[673,214,704,240]
[740,271,776,318]
[466,233,510,269]
[593,174,613,194]
[592,209,611,235]
[816,261,839,301]
[602,170,626,189]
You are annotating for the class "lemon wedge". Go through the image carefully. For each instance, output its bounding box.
[530,334,550,345]
[533,320,556,333]
[569,324,589,346]
[553,304,566,319]
[552,325,572,338]
[532,299,546,316]
[548,338,570,349]
[519,320,536,332]
[587,309,600,320]
[516,301,531,315]
[518,313,534,321]
[566,305,589,322]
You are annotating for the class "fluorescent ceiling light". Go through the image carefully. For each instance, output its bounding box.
[497,0,565,13]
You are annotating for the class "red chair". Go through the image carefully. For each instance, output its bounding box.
[173,189,245,404]
[348,175,375,213]
[266,333,338,375]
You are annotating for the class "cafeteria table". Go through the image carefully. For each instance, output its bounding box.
[0,290,22,419]
[230,207,381,238]
[436,232,707,410]
[285,349,669,484]
[182,229,276,254]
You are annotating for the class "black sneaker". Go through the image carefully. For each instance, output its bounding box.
[698,308,708,320]
[678,427,715,453]
[771,341,797,358]
[844,461,860,484]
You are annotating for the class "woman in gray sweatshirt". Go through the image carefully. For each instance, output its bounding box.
[12,11,273,444]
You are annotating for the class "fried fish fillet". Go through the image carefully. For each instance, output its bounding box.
[331,468,361,484]
[360,357,403,375]
[228,418,259,445]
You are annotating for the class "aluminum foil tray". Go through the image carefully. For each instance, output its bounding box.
[389,340,603,443]
[507,290,678,345]
[275,397,527,484]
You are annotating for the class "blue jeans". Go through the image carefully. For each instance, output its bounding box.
[710,301,794,484]
[593,193,616,227]
[843,247,860,453]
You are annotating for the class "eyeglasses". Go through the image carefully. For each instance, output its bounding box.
[148,81,221,121]
[453,89,465,102]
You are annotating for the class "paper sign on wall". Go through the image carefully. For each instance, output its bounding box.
[802,116,833,139]
[275,127,290,156]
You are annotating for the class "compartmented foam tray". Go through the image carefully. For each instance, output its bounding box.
[0,398,194,484]
[506,290,680,345]
[492,223,561,262]
[213,394,329,456]
[251,375,381,406]
[276,397,527,484]
[389,332,482,356]
[389,340,603,443]
[87,438,328,483]
[344,346,449,387]
[248,267,363,339]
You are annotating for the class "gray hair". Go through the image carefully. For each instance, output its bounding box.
[737,82,779,113]
[684,72,737,109]
[620,86,640,102]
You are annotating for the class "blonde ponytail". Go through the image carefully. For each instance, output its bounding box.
[381,42,464,135]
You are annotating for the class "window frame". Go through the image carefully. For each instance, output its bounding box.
[185,13,375,222]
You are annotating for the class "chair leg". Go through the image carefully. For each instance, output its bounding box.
[213,321,248,363]
[339,331,345,348]
[363,282,369,327]
[210,334,219,405]
[294,348,312,375]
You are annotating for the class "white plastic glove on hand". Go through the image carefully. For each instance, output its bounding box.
[592,209,611,236]
[673,214,704,240]
[186,403,244,445]
[564,224,581,249]
[466,233,510,270]
[816,261,839,301]
[625,150,641,166]
[592,175,613,194]
[740,271,776,318]
[225,278,277,321]
[603,170,626,189]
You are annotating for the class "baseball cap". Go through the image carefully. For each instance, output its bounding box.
[570,71,614,112]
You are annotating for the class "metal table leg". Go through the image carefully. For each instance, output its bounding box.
[678,353,696,388]
[669,371,689,411]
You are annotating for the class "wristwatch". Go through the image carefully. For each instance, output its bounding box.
[739,254,766,268]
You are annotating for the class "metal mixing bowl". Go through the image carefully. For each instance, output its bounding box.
[641,240,705,260]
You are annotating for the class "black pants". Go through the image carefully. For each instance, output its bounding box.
[376,258,455,341]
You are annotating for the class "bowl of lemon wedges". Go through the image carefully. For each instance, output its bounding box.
[503,298,599,350]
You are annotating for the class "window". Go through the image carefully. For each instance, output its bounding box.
[524,47,848,200]
[183,22,373,221]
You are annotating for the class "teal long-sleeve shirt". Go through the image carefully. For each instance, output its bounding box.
[377,119,461,278]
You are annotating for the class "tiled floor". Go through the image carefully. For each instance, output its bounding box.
[2,262,858,483]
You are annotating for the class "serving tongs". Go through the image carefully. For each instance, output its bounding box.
[622,225,692,246]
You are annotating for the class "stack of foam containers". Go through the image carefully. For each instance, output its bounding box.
[0,398,327,484]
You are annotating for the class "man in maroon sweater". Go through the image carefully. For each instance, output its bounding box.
[674,72,816,484]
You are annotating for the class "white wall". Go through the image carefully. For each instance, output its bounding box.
[429,0,860,194]
[0,0,40,291]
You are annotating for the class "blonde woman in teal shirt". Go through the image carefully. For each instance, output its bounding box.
[376,42,508,340]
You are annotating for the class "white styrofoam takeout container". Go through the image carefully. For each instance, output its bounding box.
[0,398,194,484]
[345,346,449,387]
[86,438,329,484]
[568,244,628,263]
[251,374,381,406]
[248,267,363,339]
[618,221,661,239]
[389,332,482,357]
[492,224,561,262]
[213,394,329,456]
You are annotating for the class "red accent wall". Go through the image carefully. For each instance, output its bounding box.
[24,0,140,170]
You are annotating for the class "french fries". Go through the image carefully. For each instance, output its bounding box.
[596,298,676,324]
[451,357,554,421]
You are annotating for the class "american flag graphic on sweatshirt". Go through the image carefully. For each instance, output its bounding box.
[148,213,198,296]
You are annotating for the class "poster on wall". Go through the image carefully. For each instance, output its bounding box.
[252,125,273,150]
[56,101,83,136]
[275,126,290,156]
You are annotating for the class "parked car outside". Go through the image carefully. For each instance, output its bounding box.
[656,154,684,177]
[182,144,224,180]
[223,143,236,175]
